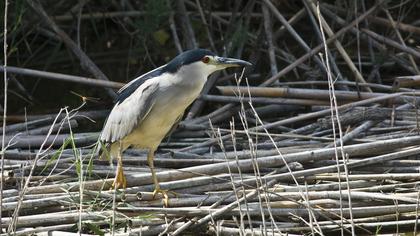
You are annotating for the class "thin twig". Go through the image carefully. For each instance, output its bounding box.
[0,0,8,232]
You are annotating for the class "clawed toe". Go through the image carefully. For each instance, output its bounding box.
[111,166,127,190]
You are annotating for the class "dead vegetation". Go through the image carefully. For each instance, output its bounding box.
[2,0,420,235]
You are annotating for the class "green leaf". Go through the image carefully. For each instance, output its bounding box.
[84,222,105,236]
[153,29,170,45]
[135,0,170,38]
[99,141,111,161]
[40,137,71,174]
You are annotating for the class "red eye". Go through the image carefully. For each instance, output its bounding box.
[202,56,210,63]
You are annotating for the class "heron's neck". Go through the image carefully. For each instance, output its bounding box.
[174,64,211,88]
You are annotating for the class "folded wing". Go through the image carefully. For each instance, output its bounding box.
[100,79,159,143]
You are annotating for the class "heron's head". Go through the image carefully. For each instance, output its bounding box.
[165,49,252,77]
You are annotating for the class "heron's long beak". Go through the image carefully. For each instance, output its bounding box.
[216,57,252,68]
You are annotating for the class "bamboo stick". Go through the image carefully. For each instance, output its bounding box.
[217,86,419,102]
[0,66,124,89]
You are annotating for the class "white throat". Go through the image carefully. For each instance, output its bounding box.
[174,61,219,87]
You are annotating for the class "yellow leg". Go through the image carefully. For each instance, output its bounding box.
[147,149,171,206]
[111,143,127,189]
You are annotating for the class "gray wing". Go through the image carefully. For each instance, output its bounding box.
[100,80,159,143]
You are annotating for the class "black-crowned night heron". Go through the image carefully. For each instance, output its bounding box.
[100,48,251,202]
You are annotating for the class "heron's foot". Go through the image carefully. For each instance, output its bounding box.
[111,166,127,190]
[152,187,177,207]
